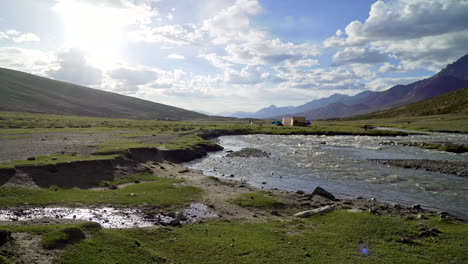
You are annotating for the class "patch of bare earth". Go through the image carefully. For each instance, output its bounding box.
[5,232,61,264]
[0,131,117,163]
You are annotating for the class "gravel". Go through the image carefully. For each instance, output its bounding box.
[371,159,468,178]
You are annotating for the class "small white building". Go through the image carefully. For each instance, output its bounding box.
[282,116,307,126]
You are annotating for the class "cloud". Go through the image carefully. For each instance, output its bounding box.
[46,49,102,86]
[53,0,156,26]
[0,47,53,73]
[275,66,363,91]
[109,66,156,86]
[325,0,468,72]
[167,54,185,60]
[325,0,468,47]
[129,24,199,45]
[332,47,387,66]
[0,30,40,43]
[224,65,269,84]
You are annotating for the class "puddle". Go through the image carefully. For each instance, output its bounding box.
[0,203,217,228]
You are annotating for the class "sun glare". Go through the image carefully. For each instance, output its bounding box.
[53,1,128,63]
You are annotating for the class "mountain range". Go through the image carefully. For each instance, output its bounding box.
[0,67,206,120]
[231,54,468,120]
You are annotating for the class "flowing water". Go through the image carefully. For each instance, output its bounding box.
[185,132,468,219]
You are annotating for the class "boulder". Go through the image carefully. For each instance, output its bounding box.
[311,186,336,200]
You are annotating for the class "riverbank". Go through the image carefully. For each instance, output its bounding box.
[0,160,467,263]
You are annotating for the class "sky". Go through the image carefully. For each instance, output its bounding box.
[1,0,467,115]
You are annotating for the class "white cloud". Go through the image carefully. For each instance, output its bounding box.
[46,49,103,86]
[0,30,40,43]
[332,47,387,66]
[224,65,269,84]
[275,66,363,91]
[325,0,468,72]
[0,47,54,73]
[325,0,468,47]
[167,54,185,60]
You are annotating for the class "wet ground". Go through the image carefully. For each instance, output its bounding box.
[0,203,217,228]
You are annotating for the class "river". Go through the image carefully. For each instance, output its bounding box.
[185,133,468,219]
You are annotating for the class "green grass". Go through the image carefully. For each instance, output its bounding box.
[0,256,11,264]
[99,173,161,187]
[40,226,86,249]
[92,139,158,155]
[0,222,101,234]
[0,154,120,169]
[230,192,285,209]
[165,135,222,151]
[55,210,468,264]
[0,177,201,208]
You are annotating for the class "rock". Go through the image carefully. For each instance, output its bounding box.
[411,204,422,211]
[0,230,12,246]
[416,214,427,220]
[356,196,363,200]
[128,193,136,197]
[178,169,190,173]
[27,157,36,161]
[51,157,58,161]
[271,210,281,216]
[294,205,335,218]
[168,219,181,227]
[167,212,177,218]
[261,182,267,184]
[225,148,270,158]
[296,190,305,195]
[109,185,118,190]
[311,187,336,201]
[176,213,188,221]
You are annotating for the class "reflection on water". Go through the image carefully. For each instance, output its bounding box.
[185,134,468,219]
[0,203,217,228]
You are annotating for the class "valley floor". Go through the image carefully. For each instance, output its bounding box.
[0,111,467,263]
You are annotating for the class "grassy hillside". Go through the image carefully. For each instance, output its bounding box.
[352,87,468,120]
[0,67,206,120]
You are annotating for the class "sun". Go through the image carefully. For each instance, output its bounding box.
[53,1,130,66]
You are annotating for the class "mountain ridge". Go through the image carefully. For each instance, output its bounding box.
[262,54,468,120]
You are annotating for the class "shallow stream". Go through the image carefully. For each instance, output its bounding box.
[185,132,468,219]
